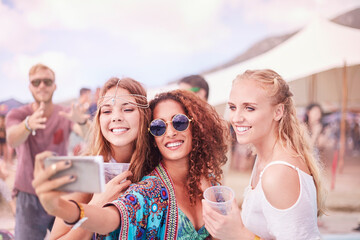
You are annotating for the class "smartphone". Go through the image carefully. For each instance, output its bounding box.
[44,156,105,193]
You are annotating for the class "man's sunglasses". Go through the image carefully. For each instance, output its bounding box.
[149,114,192,137]
[31,78,54,87]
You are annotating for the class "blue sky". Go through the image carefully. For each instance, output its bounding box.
[0,0,359,103]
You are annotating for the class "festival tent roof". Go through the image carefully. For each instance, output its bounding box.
[0,98,25,115]
[147,83,178,101]
[204,17,360,112]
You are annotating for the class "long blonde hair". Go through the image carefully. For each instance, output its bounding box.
[84,77,151,182]
[234,69,326,216]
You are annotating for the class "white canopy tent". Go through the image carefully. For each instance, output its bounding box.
[204,17,360,113]
[203,17,360,174]
[146,83,179,102]
[145,18,360,174]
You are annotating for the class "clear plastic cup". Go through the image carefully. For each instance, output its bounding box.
[203,186,234,215]
[104,163,130,183]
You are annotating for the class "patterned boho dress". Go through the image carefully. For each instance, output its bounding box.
[97,162,210,240]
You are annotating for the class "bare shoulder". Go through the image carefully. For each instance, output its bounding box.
[286,156,311,175]
[261,162,300,209]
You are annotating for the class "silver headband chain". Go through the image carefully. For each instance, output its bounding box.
[98,79,149,109]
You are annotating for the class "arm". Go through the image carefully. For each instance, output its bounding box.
[53,198,120,235]
[261,164,300,210]
[6,103,47,148]
[260,165,318,239]
[59,103,91,139]
[309,123,323,147]
[72,122,90,139]
[6,120,30,148]
[49,192,93,240]
[32,151,125,235]
[52,170,133,239]
[202,199,255,240]
[0,161,9,179]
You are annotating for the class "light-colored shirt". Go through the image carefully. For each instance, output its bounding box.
[6,104,73,195]
[241,161,321,240]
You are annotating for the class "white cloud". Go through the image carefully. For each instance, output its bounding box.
[2,51,79,80]
[0,3,42,52]
[1,51,83,102]
[3,0,358,55]
[4,0,230,54]
[2,0,359,55]
[237,0,360,34]
[1,0,359,103]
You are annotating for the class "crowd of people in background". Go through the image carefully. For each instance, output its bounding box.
[0,63,359,239]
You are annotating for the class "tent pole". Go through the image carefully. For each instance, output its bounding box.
[338,61,348,173]
[310,74,316,103]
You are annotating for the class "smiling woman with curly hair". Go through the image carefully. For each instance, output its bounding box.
[147,89,229,204]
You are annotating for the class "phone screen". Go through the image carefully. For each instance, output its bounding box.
[44,156,105,193]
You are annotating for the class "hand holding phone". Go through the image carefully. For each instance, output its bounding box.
[44,156,105,193]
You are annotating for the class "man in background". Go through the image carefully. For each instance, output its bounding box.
[89,87,100,118]
[68,87,92,155]
[78,87,92,112]
[178,74,244,182]
[178,74,209,102]
[5,63,90,240]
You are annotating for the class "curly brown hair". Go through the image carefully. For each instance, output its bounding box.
[146,89,230,204]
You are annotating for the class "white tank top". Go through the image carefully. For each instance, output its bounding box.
[241,161,321,240]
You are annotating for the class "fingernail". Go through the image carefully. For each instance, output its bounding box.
[65,160,71,165]
[70,175,76,180]
[51,152,58,156]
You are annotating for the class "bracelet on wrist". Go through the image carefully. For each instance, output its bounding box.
[24,116,36,136]
[77,119,88,125]
[64,200,88,229]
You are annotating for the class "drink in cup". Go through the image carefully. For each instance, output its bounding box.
[104,162,130,183]
[203,186,234,215]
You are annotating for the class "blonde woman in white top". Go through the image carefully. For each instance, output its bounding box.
[202,69,326,240]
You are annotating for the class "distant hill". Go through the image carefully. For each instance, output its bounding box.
[203,8,360,74]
